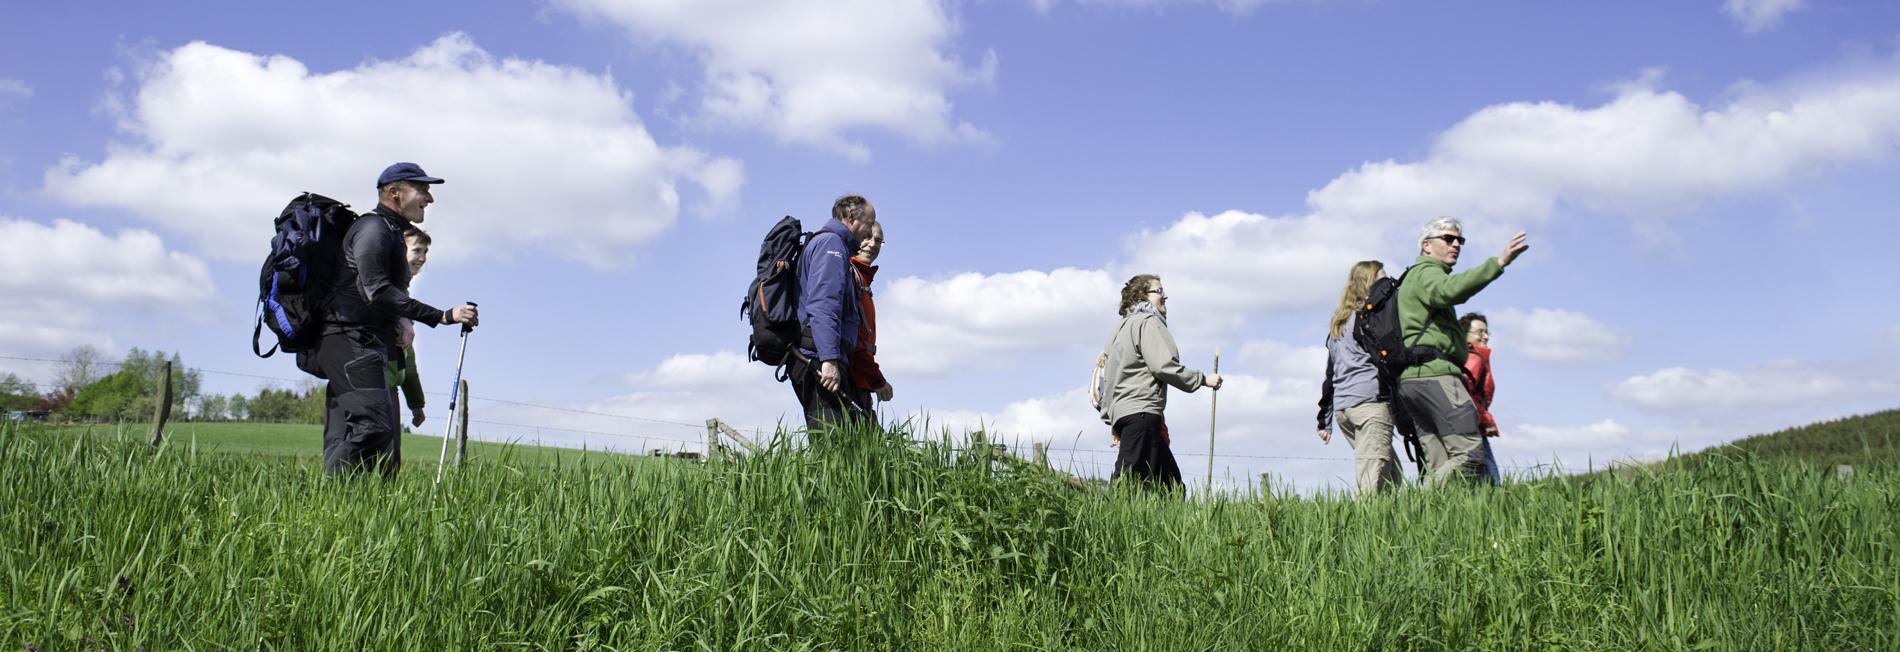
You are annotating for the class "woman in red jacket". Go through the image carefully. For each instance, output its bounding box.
[1460,312,1500,484]
[849,223,893,407]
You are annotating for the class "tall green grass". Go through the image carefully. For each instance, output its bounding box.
[2,418,1895,650]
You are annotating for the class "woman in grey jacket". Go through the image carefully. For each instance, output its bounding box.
[1095,274,1222,491]
[1316,261,1403,494]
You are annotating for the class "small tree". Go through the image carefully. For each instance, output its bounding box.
[297,381,324,424]
[248,387,303,422]
[194,394,228,422]
[0,373,41,412]
[68,370,144,419]
[55,345,106,394]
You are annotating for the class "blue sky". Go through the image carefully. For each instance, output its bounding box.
[3,0,1897,492]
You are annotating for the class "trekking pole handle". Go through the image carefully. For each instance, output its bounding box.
[459,301,479,333]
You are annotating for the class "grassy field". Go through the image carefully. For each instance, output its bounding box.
[49,420,662,470]
[2,417,1896,650]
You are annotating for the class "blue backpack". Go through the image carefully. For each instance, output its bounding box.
[253,193,359,362]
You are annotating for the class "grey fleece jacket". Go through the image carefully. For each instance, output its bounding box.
[1097,303,1208,426]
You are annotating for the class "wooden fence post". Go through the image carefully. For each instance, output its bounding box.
[1033,442,1048,467]
[149,360,173,449]
[453,379,470,467]
[705,418,724,460]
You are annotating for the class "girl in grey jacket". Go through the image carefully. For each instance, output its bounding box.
[1094,274,1222,490]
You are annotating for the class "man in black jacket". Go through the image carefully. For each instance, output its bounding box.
[317,162,478,477]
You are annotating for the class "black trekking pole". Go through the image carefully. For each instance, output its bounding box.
[434,302,477,486]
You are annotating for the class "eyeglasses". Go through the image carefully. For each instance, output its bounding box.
[1147,287,1166,295]
[1430,234,1467,246]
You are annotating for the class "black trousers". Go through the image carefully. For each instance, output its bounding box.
[1111,412,1182,491]
[316,328,402,478]
[788,356,870,436]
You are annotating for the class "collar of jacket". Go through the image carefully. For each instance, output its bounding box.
[1126,301,1166,326]
[1412,254,1452,273]
[1469,344,1492,359]
[850,257,879,285]
[368,205,411,231]
[819,217,859,252]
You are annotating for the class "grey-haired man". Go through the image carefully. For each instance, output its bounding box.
[1394,217,1528,486]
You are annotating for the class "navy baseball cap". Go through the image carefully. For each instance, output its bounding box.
[376,162,445,187]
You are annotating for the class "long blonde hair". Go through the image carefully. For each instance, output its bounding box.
[1328,261,1385,340]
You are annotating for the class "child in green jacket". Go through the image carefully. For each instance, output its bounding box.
[386,228,431,428]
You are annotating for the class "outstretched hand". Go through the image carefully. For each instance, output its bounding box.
[1499,230,1530,268]
[1205,373,1224,391]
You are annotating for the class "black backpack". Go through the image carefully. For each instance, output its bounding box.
[253,193,359,361]
[742,216,810,372]
[1353,264,1475,470]
[1354,267,1428,382]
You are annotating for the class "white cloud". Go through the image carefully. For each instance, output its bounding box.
[0,217,217,360]
[0,79,30,103]
[1610,360,1900,415]
[877,267,1120,375]
[42,34,741,269]
[1490,307,1631,364]
[1501,419,1634,452]
[1310,66,1900,228]
[552,0,995,160]
[477,350,795,454]
[911,53,1900,356]
[1722,0,1806,33]
[1124,210,1378,317]
[1029,0,1284,16]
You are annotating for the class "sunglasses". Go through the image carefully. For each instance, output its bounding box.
[1430,234,1467,246]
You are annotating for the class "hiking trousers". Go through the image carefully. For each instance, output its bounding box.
[316,328,402,478]
[1336,400,1402,494]
[1111,412,1182,492]
[1478,436,1502,485]
[788,356,870,438]
[1397,375,1484,487]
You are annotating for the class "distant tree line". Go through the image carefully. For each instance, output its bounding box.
[2,345,322,424]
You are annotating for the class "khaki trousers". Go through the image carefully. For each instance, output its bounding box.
[1336,401,1402,494]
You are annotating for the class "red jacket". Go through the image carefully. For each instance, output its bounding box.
[849,257,887,391]
[1462,345,1497,434]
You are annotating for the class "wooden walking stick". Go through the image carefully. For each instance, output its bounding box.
[1207,348,1220,485]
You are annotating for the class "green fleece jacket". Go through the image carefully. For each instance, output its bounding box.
[1397,255,1503,380]
[384,346,425,410]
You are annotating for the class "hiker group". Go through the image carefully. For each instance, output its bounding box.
[1315,217,1527,492]
[255,161,1528,493]
[1078,216,1527,493]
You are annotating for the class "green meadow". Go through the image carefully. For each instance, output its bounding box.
[2,416,1895,650]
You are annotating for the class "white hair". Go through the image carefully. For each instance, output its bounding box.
[1419,216,1463,242]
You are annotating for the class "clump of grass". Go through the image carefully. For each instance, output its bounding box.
[1,420,1895,650]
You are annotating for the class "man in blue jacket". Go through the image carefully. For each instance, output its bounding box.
[791,194,879,432]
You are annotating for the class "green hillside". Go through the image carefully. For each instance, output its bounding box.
[1683,408,1900,470]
